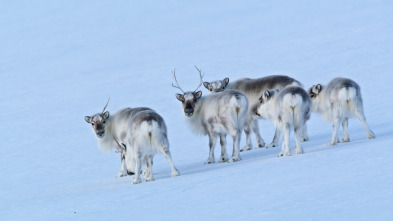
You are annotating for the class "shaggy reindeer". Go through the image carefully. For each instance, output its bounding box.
[84,100,180,184]
[256,86,311,156]
[308,77,375,146]
[173,67,248,163]
[203,75,307,151]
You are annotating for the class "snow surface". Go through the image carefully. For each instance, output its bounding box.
[1,0,393,220]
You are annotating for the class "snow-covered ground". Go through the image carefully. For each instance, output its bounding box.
[1,0,393,220]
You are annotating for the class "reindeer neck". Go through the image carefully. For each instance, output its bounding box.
[97,116,117,152]
[185,96,207,135]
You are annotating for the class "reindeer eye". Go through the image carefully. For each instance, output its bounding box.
[103,121,106,124]
[92,123,95,126]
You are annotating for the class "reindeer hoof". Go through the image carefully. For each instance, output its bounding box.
[368,132,376,139]
[204,159,215,164]
[278,152,291,157]
[257,142,265,148]
[342,137,350,143]
[240,145,252,152]
[117,172,127,178]
[132,177,142,184]
[301,137,309,142]
[295,148,303,155]
[219,157,228,162]
[267,143,277,148]
[228,156,241,162]
[145,177,154,182]
[172,170,180,177]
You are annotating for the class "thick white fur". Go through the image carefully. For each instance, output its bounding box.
[204,76,307,151]
[90,113,130,177]
[310,78,375,146]
[257,87,311,156]
[181,90,248,163]
[126,120,179,184]
[87,108,180,184]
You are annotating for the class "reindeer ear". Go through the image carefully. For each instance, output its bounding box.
[203,82,210,89]
[176,93,184,102]
[264,90,271,98]
[85,116,92,123]
[316,84,322,92]
[103,111,110,119]
[195,91,202,99]
[223,78,229,87]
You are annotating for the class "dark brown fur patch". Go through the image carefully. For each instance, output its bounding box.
[233,75,298,94]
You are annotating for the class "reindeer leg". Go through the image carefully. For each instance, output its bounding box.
[219,134,228,162]
[161,142,180,177]
[117,151,128,177]
[205,133,217,164]
[229,129,242,162]
[132,150,142,184]
[301,123,309,142]
[329,116,341,146]
[294,126,303,155]
[251,119,265,148]
[354,105,375,139]
[241,122,253,152]
[342,117,350,142]
[268,128,280,148]
[145,155,154,182]
[279,124,291,157]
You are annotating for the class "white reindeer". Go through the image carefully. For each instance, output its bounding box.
[308,77,375,146]
[173,67,248,163]
[203,75,307,151]
[256,86,311,157]
[84,100,180,184]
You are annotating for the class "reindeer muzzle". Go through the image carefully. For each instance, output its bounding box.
[184,108,194,117]
[96,130,105,138]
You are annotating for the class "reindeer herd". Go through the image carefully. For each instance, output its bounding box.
[85,67,375,184]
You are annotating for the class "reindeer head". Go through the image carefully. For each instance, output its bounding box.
[84,98,110,138]
[172,66,204,117]
[203,77,229,93]
[308,84,323,112]
[308,84,323,99]
[255,89,279,118]
[176,91,202,117]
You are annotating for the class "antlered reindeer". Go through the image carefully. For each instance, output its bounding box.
[256,86,311,157]
[84,99,180,184]
[173,67,248,163]
[203,75,307,151]
[308,77,375,146]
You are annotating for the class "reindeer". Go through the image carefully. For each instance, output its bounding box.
[173,67,248,163]
[84,99,180,184]
[308,77,375,146]
[203,75,308,151]
[256,86,311,157]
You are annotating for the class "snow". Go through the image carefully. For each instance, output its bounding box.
[1,0,393,220]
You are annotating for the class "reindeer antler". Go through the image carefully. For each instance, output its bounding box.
[102,97,110,113]
[171,69,185,93]
[193,65,204,92]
